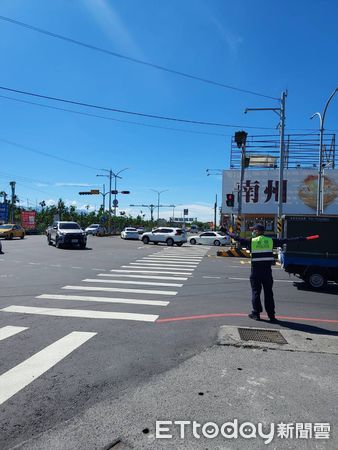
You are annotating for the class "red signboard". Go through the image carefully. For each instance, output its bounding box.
[21,211,37,229]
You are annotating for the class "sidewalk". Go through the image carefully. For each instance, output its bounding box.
[17,326,338,450]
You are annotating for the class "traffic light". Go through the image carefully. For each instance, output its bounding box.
[79,191,92,195]
[120,191,130,194]
[234,130,248,148]
[226,193,235,207]
[90,189,100,194]
[111,190,118,194]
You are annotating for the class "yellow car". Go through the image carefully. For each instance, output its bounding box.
[0,224,25,239]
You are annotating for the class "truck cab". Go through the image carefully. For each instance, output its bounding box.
[281,215,338,289]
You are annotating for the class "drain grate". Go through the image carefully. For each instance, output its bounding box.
[238,328,288,344]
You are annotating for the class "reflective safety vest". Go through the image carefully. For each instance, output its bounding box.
[251,235,274,263]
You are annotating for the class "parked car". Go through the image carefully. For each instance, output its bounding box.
[47,221,87,249]
[121,227,140,240]
[85,224,102,235]
[0,224,25,240]
[141,227,187,246]
[136,226,145,235]
[189,231,231,246]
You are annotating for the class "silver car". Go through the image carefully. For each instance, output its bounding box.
[141,227,187,246]
[189,232,231,246]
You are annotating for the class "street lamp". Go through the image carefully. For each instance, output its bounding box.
[310,87,338,215]
[97,168,129,232]
[150,189,168,222]
[245,90,287,237]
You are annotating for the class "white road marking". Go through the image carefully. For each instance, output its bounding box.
[0,326,28,341]
[62,285,177,296]
[129,263,197,269]
[136,260,198,266]
[98,273,188,281]
[113,268,192,275]
[92,268,105,271]
[37,294,169,306]
[29,262,41,266]
[0,331,96,405]
[146,255,202,260]
[1,306,159,323]
[83,278,183,287]
[228,277,294,283]
[203,276,221,279]
[71,267,82,269]
[141,256,201,260]
[50,264,61,267]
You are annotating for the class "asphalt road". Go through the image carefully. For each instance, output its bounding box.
[0,235,337,449]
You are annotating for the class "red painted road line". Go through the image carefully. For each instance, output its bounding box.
[156,313,338,324]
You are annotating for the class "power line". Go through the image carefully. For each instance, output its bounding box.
[0,138,101,171]
[0,15,278,101]
[0,86,277,130]
[0,94,230,137]
[0,170,50,186]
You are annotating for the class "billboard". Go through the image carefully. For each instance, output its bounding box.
[0,203,9,222]
[222,169,338,215]
[21,211,37,229]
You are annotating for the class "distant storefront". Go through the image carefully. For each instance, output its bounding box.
[222,169,338,236]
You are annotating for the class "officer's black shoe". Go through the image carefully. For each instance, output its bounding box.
[269,316,278,323]
[248,313,260,321]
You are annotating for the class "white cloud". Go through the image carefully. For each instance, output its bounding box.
[207,13,243,54]
[55,183,93,187]
[83,0,143,57]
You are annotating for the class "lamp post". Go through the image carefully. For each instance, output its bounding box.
[321,161,333,213]
[206,169,222,232]
[245,90,287,237]
[150,189,168,222]
[310,87,338,215]
[97,168,129,232]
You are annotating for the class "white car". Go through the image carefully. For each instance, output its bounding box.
[141,227,187,246]
[121,227,140,240]
[85,224,101,235]
[189,231,231,246]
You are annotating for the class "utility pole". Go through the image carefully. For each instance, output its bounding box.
[10,181,16,223]
[278,91,287,226]
[214,194,217,231]
[150,189,168,223]
[97,168,129,233]
[310,87,338,215]
[245,90,287,237]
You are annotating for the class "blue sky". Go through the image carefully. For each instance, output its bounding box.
[0,0,337,221]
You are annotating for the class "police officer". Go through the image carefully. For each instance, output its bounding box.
[228,223,305,323]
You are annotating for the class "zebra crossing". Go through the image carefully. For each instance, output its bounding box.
[0,245,209,405]
[1,244,209,323]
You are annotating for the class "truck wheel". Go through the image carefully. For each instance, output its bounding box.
[305,271,327,290]
[47,235,53,245]
[55,237,62,249]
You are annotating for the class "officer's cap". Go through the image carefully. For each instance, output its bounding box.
[252,223,265,232]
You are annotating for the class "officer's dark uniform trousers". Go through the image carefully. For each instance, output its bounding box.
[250,262,275,317]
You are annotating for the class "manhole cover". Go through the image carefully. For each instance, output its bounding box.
[238,328,288,344]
